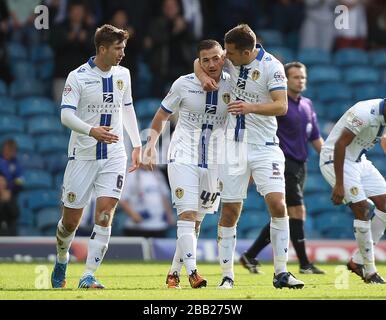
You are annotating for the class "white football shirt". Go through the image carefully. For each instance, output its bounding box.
[322,99,386,162]
[225,44,287,145]
[61,57,133,160]
[161,73,231,167]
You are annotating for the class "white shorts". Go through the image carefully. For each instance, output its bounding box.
[62,156,127,209]
[220,141,285,202]
[168,162,221,215]
[320,153,386,204]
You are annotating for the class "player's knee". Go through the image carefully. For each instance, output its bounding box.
[96,210,113,226]
[268,200,286,218]
[178,211,196,221]
[62,221,78,233]
[351,201,370,220]
[220,203,241,226]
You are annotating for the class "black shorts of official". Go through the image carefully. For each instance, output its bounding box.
[284,157,306,207]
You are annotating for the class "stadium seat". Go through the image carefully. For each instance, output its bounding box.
[3,134,35,152]
[37,61,55,79]
[325,100,352,120]
[267,46,295,63]
[18,97,56,117]
[19,152,45,170]
[353,84,383,101]
[35,208,61,231]
[0,96,16,114]
[37,135,68,154]
[10,80,45,98]
[23,169,53,189]
[370,49,386,67]
[304,173,330,193]
[54,173,63,190]
[314,211,352,233]
[344,67,379,85]
[306,155,320,173]
[238,213,269,234]
[322,227,354,239]
[30,44,54,62]
[307,66,341,84]
[44,152,68,174]
[0,115,24,134]
[257,29,284,47]
[334,49,368,66]
[27,116,63,135]
[0,79,6,96]
[10,62,37,80]
[304,193,334,215]
[7,42,28,60]
[317,83,352,103]
[297,49,331,66]
[135,98,162,118]
[28,189,60,211]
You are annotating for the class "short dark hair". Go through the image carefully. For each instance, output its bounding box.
[284,61,307,77]
[94,24,129,53]
[2,139,17,150]
[197,39,222,57]
[224,24,256,51]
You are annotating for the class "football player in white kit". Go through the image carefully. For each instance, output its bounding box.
[51,25,142,289]
[320,99,386,284]
[195,24,304,289]
[143,40,230,288]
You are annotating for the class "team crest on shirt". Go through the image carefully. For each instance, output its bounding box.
[175,188,184,199]
[116,79,124,90]
[350,187,359,196]
[63,85,72,96]
[252,70,260,81]
[222,93,230,104]
[67,192,76,203]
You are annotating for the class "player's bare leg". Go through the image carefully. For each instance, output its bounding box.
[266,192,304,289]
[52,207,83,288]
[217,202,241,289]
[349,199,385,284]
[167,220,202,288]
[79,196,118,289]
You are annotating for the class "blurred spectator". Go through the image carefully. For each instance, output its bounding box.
[300,0,337,52]
[144,0,196,97]
[335,0,367,49]
[181,0,203,40]
[271,0,305,49]
[0,0,11,84]
[0,139,23,196]
[110,9,139,96]
[6,0,42,46]
[119,167,174,238]
[50,1,94,102]
[0,174,19,236]
[367,0,386,48]
[44,0,68,25]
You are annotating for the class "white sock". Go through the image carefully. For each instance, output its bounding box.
[177,220,197,275]
[353,219,376,275]
[56,218,76,264]
[218,225,236,280]
[270,216,289,275]
[353,209,386,265]
[83,224,111,277]
[170,243,184,275]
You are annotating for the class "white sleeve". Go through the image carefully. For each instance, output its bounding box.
[266,60,287,92]
[122,69,134,108]
[61,71,80,110]
[160,78,183,114]
[123,106,141,148]
[61,108,92,135]
[344,107,370,136]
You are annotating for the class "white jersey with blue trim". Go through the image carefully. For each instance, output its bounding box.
[322,99,386,162]
[225,44,287,145]
[61,57,133,160]
[161,73,231,168]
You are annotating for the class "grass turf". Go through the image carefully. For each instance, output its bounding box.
[0,262,385,300]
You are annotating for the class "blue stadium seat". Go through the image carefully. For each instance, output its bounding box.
[7,42,28,60]
[317,83,352,103]
[19,152,45,170]
[304,173,330,193]
[325,100,352,120]
[257,29,284,47]
[37,135,68,154]
[322,228,354,239]
[370,50,386,67]
[267,46,295,63]
[334,49,368,66]
[307,66,341,84]
[2,134,35,152]
[0,79,6,96]
[27,189,60,212]
[344,67,379,85]
[297,49,331,66]
[23,169,53,189]
[0,115,24,134]
[135,98,162,118]
[304,193,333,215]
[0,96,16,114]
[370,156,386,175]
[317,119,335,137]
[37,61,55,79]
[10,80,45,98]
[35,208,61,231]
[18,97,56,117]
[44,152,68,174]
[306,154,320,173]
[314,211,352,233]
[10,62,37,80]
[30,44,54,62]
[238,213,269,234]
[353,84,384,101]
[27,116,63,135]
[54,172,63,190]
[17,193,34,226]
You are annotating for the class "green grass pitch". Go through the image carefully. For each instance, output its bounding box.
[0,262,385,300]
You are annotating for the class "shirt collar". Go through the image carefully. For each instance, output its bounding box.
[88,56,96,68]
[256,44,265,61]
